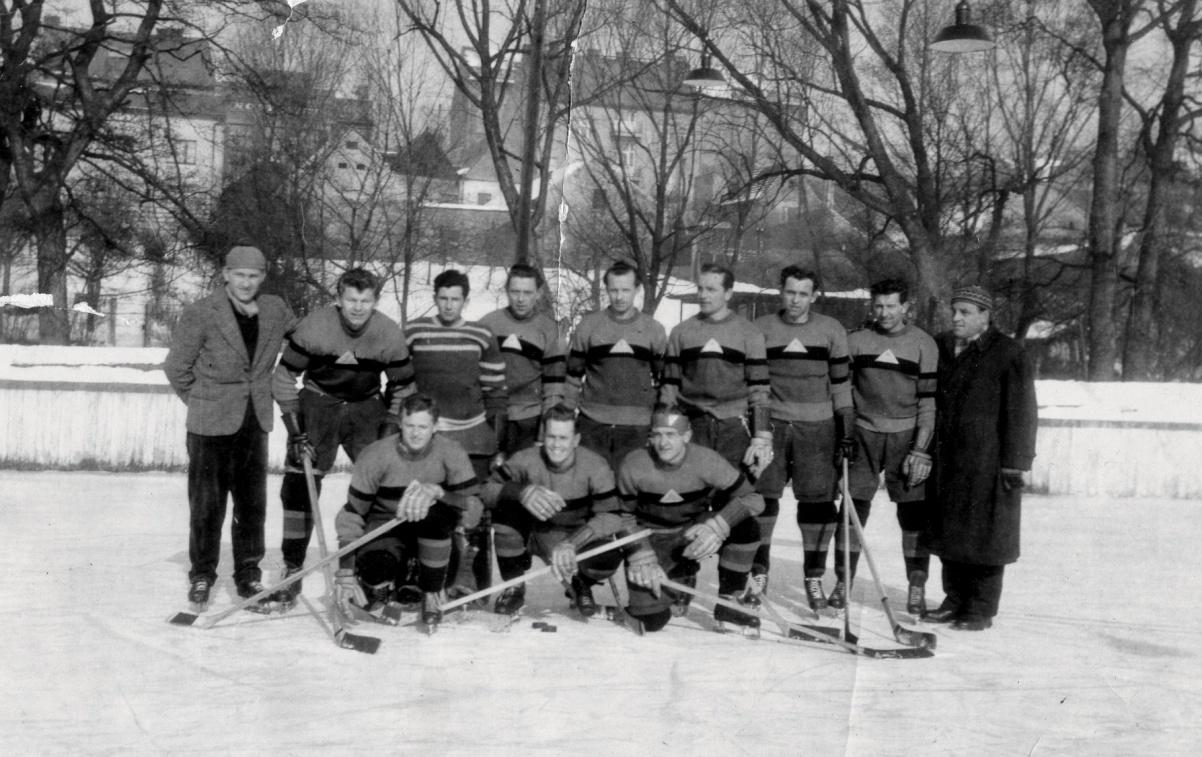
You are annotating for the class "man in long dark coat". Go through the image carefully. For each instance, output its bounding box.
[923,286,1037,631]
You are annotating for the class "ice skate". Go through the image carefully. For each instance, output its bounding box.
[421,590,444,634]
[494,585,526,616]
[741,572,769,609]
[713,593,761,638]
[187,579,211,612]
[569,574,598,617]
[237,580,279,614]
[804,577,827,612]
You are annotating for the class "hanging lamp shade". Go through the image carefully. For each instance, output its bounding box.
[930,1,995,53]
[683,60,726,91]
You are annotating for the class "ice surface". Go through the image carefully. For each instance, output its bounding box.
[0,473,1198,755]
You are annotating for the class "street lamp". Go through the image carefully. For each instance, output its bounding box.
[684,54,726,91]
[930,1,995,53]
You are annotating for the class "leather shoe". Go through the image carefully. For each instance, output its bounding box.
[922,605,959,624]
[951,616,992,631]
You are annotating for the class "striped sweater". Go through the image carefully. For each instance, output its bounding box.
[565,308,667,426]
[660,310,770,425]
[272,306,414,416]
[404,317,507,444]
[617,444,764,530]
[755,310,852,422]
[482,445,622,538]
[479,308,567,421]
[846,323,938,434]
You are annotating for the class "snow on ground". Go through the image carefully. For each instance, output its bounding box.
[1,473,1199,756]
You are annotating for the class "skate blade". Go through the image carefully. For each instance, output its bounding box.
[713,620,761,639]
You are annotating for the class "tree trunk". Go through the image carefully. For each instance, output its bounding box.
[33,196,71,344]
[1085,1,1134,380]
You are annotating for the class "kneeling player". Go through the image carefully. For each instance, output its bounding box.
[333,395,480,630]
[483,404,622,616]
[620,404,765,633]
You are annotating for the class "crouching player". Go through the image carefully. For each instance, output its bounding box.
[333,395,481,631]
[482,404,622,617]
[620,404,765,633]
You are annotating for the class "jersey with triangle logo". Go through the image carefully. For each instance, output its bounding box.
[502,333,523,350]
[875,349,899,365]
[335,350,359,365]
[659,489,684,503]
[610,339,634,355]
[701,338,724,354]
[784,338,808,353]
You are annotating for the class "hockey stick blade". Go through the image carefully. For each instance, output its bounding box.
[334,628,381,654]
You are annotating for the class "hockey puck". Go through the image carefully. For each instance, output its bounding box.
[540,625,557,633]
[531,621,547,629]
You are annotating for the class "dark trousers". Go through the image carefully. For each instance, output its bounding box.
[576,414,649,472]
[939,559,1005,620]
[682,411,749,470]
[186,409,268,585]
[505,416,541,456]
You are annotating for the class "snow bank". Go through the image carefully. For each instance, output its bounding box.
[3,345,1202,497]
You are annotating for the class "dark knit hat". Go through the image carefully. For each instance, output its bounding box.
[225,245,267,271]
[951,285,992,311]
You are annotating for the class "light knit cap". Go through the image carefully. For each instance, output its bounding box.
[951,285,992,311]
[651,407,691,433]
[225,245,267,271]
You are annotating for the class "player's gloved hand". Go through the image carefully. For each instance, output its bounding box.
[397,482,442,522]
[743,435,774,478]
[461,495,484,531]
[334,568,367,613]
[550,541,578,582]
[625,548,665,597]
[376,414,401,440]
[834,409,857,466]
[682,515,731,560]
[490,453,506,474]
[520,484,567,521]
[1000,468,1027,491]
[281,412,315,468]
[903,449,933,488]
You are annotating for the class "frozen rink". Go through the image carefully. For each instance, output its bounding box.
[1,471,1199,756]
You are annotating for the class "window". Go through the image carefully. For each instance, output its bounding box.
[337,161,348,169]
[356,163,367,170]
[477,192,492,205]
[177,140,196,165]
[346,140,359,149]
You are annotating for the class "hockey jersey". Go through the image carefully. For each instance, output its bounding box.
[483,445,621,536]
[847,323,937,434]
[479,308,567,421]
[272,306,414,415]
[617,444,763,530]
[341,434,478,534]
[565,308,667,426]
[404,317,507,453]
[660,310,770,421]
[755,310,852,422]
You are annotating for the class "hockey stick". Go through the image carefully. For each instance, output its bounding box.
[304,457,381,654]
[659,578,933,659]
[440,529,651,614]
[840,460,937,651]
[606,574,644,635]
[840,466,853,643]
[169,514,405,629]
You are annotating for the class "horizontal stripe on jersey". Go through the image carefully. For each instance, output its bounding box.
[405,318,507,433]
[617,444,762,529]
[482,445,618,532]
[345,435,478,524]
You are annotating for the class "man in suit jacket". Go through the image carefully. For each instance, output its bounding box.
[164,245,295,610]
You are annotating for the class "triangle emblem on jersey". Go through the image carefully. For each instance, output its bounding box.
[876,349,899,365]
[335,350,358,365]
[502,333,523,350]
[701,338,723,354]
[784,338,808,354]
[610,339,634,355]
[660,489,684,504]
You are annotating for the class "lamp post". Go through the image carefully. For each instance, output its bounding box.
[930,1,995,53]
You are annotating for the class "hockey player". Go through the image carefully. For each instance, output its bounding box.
[659,263,772,472]
[270,268,414,607]
[405,270,507,599]
[619,404,765,633]
[481,404,623,616]
[750,266,853,611]
[164,244,294,611]
[564,260,667,470]
[333,395,481,631]
[839,278,938,613]
[480,264,567,455]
